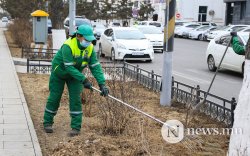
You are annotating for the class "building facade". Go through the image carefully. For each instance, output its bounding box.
[131,0,226,25]
[224,0,250,25]
[153,0,226,25]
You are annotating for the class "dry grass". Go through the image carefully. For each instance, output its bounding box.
[18,74,229,156]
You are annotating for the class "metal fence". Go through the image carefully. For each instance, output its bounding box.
[26,59,236,126]
[22,47,58,59]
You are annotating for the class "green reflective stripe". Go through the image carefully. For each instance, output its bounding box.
[45,108,57,114]
[70,111,83,115]
[64,62,74,66]
[54,65,60,72]
[89,62,100,67]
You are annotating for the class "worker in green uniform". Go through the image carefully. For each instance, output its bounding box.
[231,32,246,55]
[43,24,109,137]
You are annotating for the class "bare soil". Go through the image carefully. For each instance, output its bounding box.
[5,29,229,156]
[18,74,229,156]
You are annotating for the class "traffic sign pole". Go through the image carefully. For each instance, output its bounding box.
[160,0,176,106]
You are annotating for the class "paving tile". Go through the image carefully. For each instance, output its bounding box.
[0,116,3,124]
[0,123,28,129]
[3,129,30,135]
[4,141,33,149]
[4,117,26,124]
[0,134,31,142]
[0,149,35,156]
[3,108,24,115]
[2,98,22,105]
[0,142,2,149]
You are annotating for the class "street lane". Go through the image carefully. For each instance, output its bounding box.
[132,38,243,101]
[96,38,243,101]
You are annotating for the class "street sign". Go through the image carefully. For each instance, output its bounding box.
[176,13,180,19]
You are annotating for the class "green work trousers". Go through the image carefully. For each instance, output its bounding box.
[43,71,83,130]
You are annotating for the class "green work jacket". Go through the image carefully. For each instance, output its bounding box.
[232,36,245,55]
[52,37,105,85]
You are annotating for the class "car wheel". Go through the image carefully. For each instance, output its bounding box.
[99,43,105,57]
[198,34,203,41]
[207,55,217,71]
[110,48,115,61]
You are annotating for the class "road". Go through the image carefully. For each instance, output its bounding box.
[97,38,243,101]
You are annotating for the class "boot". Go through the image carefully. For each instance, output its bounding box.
[44,125,53,133]
[68,129,80,137]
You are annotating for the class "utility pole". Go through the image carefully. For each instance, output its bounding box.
[160,0,176,106]
[45,0,49,12]
[69,0,76,36]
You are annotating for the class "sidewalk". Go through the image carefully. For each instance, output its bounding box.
[0,28,42,155]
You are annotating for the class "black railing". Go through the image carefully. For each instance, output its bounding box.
[22,47,58,59]
[26,59,236,126]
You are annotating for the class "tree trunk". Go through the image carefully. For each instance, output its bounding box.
[228,33,250,155]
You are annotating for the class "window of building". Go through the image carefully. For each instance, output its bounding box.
[198,6,207,22]
[240,2,246,20]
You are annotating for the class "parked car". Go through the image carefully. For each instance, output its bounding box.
[188,26,216,40]
[197,22,217,26]
[206,25,249,41]
[109,22,121,27]
[1,17,8,22]
[206,32,249,74]
[138,21,162,27]
[175,20,188,27]
[137,26,164,52]
[64,16,92,38]
[47,19,52,34]
[175,23,200,37]
[92,22,106,40]
[99,27,154,62]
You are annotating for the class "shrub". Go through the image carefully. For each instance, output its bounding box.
[8,19,32,48]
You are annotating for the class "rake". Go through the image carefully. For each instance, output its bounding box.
[194,36,233,110]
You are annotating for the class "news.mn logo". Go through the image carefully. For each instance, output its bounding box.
[161,120,184,143]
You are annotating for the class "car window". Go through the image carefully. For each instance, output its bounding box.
[243,29,250,32]
[231,26,247,32]
[104,29,110,36]
[187,24,200,28]
[65,19,69,26]
[108,29,113,36]
[149,22,161,27]
[115,30,146,40]
[216,35,231,46]
[196,26,210,31]
[141,22,147,25]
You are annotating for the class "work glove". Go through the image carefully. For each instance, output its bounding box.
[99,84,109,97]
[82,78,93,90]
[230,32,237,37]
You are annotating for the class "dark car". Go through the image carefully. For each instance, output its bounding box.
[48,19,52,34]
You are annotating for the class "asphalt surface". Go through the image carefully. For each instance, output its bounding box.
[97,38,243,101]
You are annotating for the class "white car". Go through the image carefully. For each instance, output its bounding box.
[138,21,162,28]
[137,26,164,52]
[1,17,8,23]
[206,32,249,74]
[99,27,154,62]
[189,26,216,40]
[206,25,249,41]
[175,23,200,37]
